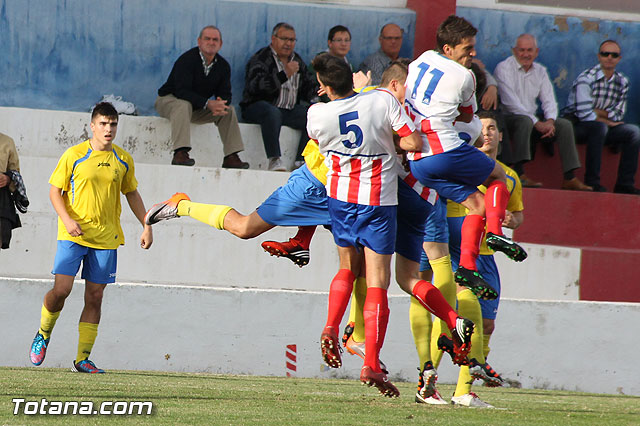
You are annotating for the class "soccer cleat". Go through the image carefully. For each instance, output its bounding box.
[71,359,105,374]
[341,321,355,346]
[450,318,474,365]
[29,332,49,366]
[469,358,504,387]
[360,366,399,398]
[260,238,310,267]
[415,361,447,404]
[144,193,190,225]
[437,333,469,366]
[451,392,495,408]
[320,327,342,368]
[454,266,498,300]
[486,232,528,262]
[344,336,388,374]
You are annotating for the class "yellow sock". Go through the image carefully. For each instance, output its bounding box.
[409,297,432,368]
[483,333,491,360]
[454,289,484,397]
[350,277,367,342]
[428,255,456,368]
[39,304,61,339]
[76,322,98,362]
[454,365,473,397]
[177,200,232,230]
[457,289,484,363]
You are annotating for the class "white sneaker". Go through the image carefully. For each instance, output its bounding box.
[268,157,286,172]
[451,392,495,408]
[416,389,448,405]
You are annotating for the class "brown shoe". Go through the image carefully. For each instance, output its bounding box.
[561,177,593,191]
[171,150,195,166]
[520,174,543,188]
[222,152,249,169]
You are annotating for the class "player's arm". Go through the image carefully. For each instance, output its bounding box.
[456,105,474,123]
[398,130,422,151]
[49,184,83,237]
[125,189,153,249]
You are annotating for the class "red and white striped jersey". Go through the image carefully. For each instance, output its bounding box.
[404,50,477,160]
[398,166,439,205]
[307,88,415,206]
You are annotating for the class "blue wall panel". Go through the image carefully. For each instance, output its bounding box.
[459,7,640,123]
[0,0,414,115]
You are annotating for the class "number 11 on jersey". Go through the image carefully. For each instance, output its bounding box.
[410,63,444,105]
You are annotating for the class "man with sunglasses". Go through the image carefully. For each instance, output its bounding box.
[241,22,317,172]
[563,40,640,194]
[494,34,590,191]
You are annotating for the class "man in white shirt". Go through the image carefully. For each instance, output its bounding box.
[494,34,591,191]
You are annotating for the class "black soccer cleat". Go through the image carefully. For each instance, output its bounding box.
[469,358,504,387]
[486,232,528,262]
[437,333,470,366]
[454,266,498,300]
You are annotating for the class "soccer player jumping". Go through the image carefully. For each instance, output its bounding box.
[405,16,527,295]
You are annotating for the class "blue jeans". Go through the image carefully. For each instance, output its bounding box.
[241,101,308,160]
[573,121,640,187]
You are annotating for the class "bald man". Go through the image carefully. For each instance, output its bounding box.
[359,23,406,85]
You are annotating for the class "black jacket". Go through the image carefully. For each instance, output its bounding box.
[158,47,233,109]
[240,46,317,109]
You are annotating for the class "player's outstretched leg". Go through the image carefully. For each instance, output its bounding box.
[485,233,527,262]
[144,193,191,225]
[454,267,498,300]
[360,366,399,398]
[414,361,447,405]
[469,358,504,387]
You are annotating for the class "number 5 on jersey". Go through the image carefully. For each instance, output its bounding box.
[339,111,363,148]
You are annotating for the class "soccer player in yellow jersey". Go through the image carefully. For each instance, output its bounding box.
[29,102,153,373]
[433,111,524,407]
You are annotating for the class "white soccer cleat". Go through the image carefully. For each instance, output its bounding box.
[451,392,495,408]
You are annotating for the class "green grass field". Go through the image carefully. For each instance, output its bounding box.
[1,367,638,425]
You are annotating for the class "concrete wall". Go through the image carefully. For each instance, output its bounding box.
[2,278,639,396]
[457,7,640,123]
[0,0,415,116]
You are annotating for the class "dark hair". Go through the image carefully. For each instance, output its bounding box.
[470,62,487,102]
[380,60,409,87]
[91,102,118,121]
[272,22,295,36]
[599,39,620,52]
[436,15,477,53]
[311,53,353,97]
[328,25,350,41]
[477,110,498,123]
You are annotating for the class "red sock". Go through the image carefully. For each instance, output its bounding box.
[292,226,316,249]
[363,287,389,373]
[412,280,458,330]
[485,180,509,235]
[325,269,355,331]
[459,214,485,270]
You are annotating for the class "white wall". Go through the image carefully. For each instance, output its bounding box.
[2,278,638,396]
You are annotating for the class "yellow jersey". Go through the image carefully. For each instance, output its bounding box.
[49,140,138,249]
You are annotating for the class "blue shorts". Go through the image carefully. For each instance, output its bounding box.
[328,198,396,255]
[447,216,500,320]
[395,179,433,263]
[419,197,449,271]
[256,165,330,226]
[52,240,117,284]
[409,143,495,204]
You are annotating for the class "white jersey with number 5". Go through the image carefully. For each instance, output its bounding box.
[404,50,476,160]
[307,88,415,206]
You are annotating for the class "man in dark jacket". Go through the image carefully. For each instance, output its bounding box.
[156,25,249,168]
[240,22,317,171]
